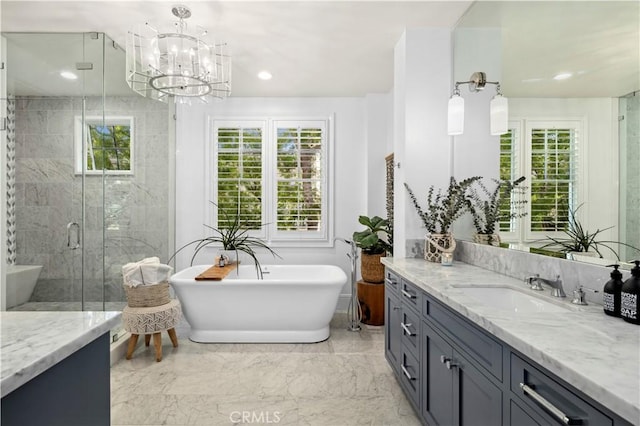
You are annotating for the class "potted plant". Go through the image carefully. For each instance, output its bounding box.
[536,204,640,260]
[466,176,527,246]
[352,215,391,283]
[405,176,479,262]
[168,202,279,278]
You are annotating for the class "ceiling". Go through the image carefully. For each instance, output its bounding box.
[1,1,637,99]
[0,0,472,97]
[457,1,639,98]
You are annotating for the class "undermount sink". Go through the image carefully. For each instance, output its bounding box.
[453,285,571,313]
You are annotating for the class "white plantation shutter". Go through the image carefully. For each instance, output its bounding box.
[498,119,582,244]
[526,121,580,236]
[210,118,331,245]
[498,125,520,233]
[272,120,328,240]
[213,122,265,232]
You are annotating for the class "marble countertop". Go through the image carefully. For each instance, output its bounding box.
[1,311,122,398]
[382,258,640,424]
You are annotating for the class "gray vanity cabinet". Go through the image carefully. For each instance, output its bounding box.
[422,316,503,426]
[385,289,402,373]
[422,322,455,425]
[383,267,634,426]
[384,270,402,374]
[385,271,422,413]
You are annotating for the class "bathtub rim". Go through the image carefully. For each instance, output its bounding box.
[6,264,44,274]
[170,264,348,286]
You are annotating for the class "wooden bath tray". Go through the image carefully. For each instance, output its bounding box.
[195,262,239,281]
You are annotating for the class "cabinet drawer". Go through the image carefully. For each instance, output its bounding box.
[510,399,544,426]
[400,306,420,357]
[384,269,400,295]
[400,279,422,313]
[511,353,612,426]
[423,296,503,381]
[399,347,420,411]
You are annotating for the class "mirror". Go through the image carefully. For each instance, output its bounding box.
[453,1,640,266]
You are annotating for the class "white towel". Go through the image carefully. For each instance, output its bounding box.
[122,257,173,287]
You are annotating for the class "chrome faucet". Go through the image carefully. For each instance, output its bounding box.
[524,274,544,291]
[525,274,566,297]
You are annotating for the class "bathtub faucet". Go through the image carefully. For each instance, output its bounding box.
[334,237,358,260]
[335,237,361,332]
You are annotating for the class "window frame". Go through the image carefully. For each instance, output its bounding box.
[269,119,330,243]
[499,118,585,244]
[497,121,522,243]
[206,116,334,248]
[74,115,134,175]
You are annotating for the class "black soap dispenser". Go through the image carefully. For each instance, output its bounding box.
[603,264,624,317]
[621,260,640,324]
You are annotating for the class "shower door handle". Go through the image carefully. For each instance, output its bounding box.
[67,222,80,250]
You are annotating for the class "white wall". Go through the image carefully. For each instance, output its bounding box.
[365,93,393,217]
[509,97,619,243]
[175,96,392,308]
[393,28,454,257]
[451,28,502,241]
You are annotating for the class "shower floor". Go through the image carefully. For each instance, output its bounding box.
[8,301,127,311]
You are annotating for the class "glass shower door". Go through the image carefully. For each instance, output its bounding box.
[2,32,106,311]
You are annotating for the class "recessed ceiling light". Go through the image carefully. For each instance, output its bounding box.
[257,70,272,81]
[553,72,573,81]
[60,71,78,80]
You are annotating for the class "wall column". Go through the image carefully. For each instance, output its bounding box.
[393,28,454,258]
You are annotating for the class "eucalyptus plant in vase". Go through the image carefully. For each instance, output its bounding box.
[466,176,528,246]
[405,176,480,262]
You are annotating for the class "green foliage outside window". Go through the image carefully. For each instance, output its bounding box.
[217,128,263,230]
[529,128,574,232]
[214,123,325,235]
[87,124,131,171]
[276,127,323,231]
[499,127,576,234]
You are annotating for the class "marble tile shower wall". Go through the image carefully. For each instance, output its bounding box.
[623,94,639,261]
[14,96,170,304]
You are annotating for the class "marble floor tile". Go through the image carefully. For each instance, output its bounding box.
[111,313,421,425]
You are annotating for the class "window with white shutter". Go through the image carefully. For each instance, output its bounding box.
[210,118,332,246]
[527,124,579,233]
[214,123,265,231]
[499,119,582,243]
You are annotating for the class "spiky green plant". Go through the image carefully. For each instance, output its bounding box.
[537,204,640,260]
[168,202,280,278]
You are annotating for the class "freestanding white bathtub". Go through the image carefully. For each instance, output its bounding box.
[6,265,43,309]
[169,264,347,343]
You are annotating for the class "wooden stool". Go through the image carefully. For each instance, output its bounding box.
[122,298,182,362]
[126,329,179,362]
[357,280,385,326]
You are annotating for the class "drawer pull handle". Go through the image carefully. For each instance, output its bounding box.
[401,364,415,380]
[401,289,416,299]
[401,322,415,336]
[520,383,582,425]
[440,355,458,370]
[385,277,397,286]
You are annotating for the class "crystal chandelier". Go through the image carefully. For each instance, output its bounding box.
[126,5,231,103]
